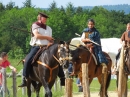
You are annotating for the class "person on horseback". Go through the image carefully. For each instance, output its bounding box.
[112,23,130,74]
[81,19,108,73]
[18,12,66,87]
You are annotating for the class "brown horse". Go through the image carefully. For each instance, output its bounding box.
[70,45,112,97]
[26,41,69,97]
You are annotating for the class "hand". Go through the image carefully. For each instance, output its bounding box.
[85,38,91,42]
[47,36,54,42]
[12,67,17,72]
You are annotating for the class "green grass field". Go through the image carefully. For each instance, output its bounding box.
[3,59,130,97]
[6,77,130,97]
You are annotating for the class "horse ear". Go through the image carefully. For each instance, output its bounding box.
[66,39,72,45]
[59,40,65,44]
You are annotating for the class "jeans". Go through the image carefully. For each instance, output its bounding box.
[23,46,40,77]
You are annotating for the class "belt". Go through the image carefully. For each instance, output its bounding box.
[33,44,47,47]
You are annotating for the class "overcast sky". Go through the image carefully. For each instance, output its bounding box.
[0,0,130,8]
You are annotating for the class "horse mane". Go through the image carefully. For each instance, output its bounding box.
[48,43,58,54]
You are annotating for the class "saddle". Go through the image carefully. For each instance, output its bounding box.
[31,46,47,64]
[31,43,54,64]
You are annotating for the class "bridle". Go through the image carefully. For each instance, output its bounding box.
[37,43,69,83]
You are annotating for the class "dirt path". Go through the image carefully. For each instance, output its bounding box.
[73,91,130,97]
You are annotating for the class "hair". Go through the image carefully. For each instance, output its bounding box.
[126,23,130,31]
[37,14,41,20]
[0,52,7,58]
[127,23,130,26]
[87,19,95,24]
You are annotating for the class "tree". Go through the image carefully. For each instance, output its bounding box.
[0,2,5,11]
[66,2,75,16]
[76,6,83,14]
[48,1,58,11]
[23,0,34,8]
[5,1,15,10]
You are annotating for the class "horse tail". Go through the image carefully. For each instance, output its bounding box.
[105,71,111,90]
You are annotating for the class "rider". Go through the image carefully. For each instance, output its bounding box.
[112,23,130,74]
[81,19,108,73]
[18,12,65,87]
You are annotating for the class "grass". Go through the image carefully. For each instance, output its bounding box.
[6,77,130,97]
[3,59,130,96]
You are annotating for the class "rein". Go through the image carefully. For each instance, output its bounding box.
[37,61,59,83]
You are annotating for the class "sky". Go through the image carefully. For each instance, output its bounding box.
[0,0,130,8]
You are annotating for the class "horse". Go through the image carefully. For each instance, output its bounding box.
[70,45,112,97]
[26,41,69,97]
[115,46,130,97]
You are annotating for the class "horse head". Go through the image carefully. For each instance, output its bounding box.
[56,40,70,69]
[70,45,90,75]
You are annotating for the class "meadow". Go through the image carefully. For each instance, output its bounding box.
[4,59,130,97]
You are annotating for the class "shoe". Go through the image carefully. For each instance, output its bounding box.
[18,83,27,87]
[60,78,65,86]
[18,77,27,87]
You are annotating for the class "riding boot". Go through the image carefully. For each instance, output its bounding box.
[18,77,27,87]
[101,63,107,73]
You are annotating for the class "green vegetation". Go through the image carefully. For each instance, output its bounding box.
[0,0,130,58]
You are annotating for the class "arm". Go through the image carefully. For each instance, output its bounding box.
[81,32,91,42]
[33,29,54,42]
[9,65,17,72]
[120,32,125,45]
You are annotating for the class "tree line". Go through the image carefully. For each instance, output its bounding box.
[0,0,130,59]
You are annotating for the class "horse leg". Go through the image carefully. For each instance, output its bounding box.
[105,72,111,97]
[31,81,42,97]
[40,78,52,97]
[26,78,32,97]
[97,75,105,97]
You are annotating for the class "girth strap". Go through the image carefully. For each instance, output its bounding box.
[37,61,59,83]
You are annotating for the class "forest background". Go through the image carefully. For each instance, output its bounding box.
[0,0,130,59]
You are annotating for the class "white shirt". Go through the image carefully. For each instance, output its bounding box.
[30,24,52,46]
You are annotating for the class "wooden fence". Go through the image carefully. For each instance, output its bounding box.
[0,68,17,97]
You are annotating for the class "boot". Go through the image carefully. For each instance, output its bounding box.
[101,63,107,73]
[18,77,27,87]
[60,77,65,86]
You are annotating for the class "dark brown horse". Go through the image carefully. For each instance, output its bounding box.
[70,45,112,97]
[26,42,69,97]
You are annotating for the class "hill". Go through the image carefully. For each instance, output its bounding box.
[82,4,130,14]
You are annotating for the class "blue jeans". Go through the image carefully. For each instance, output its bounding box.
[23,46,40,77]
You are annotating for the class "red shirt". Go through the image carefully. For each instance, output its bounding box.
[0,60,10,68]
[0,60,10,85]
